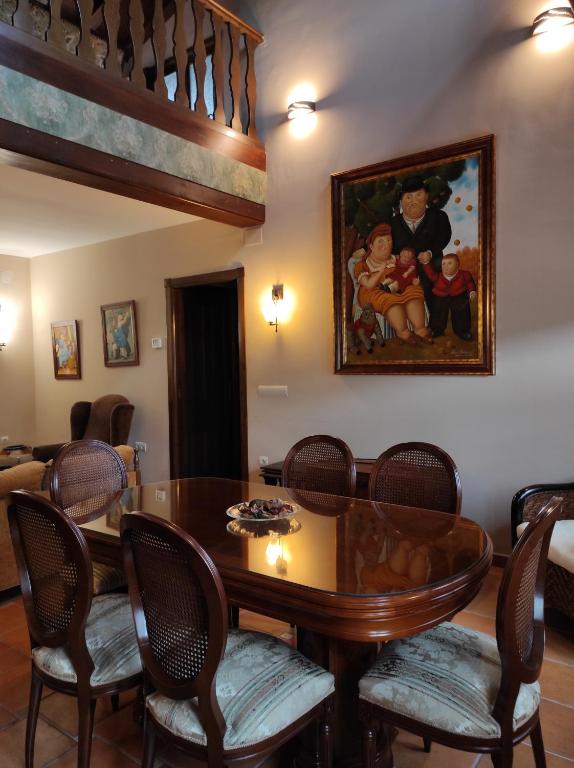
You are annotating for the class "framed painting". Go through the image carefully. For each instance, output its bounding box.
[51,320,81,379]
[332,135,495,375]
[100,300,139,367]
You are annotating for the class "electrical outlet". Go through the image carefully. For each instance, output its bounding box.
[259,456,269,466]
[134,441,147,453]
[0,436,9,444]
[155,489,166,502]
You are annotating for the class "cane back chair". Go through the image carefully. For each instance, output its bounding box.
[121,512,335,767]
[512,482,574,627]
[359,496,562,768]
[50,439,128,596]
[369,442,462,515]
[7,490,142,768]
[282,435,356,498]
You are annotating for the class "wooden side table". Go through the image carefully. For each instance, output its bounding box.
[260,458,375,499]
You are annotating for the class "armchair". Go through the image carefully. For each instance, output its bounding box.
[33,394,134,463]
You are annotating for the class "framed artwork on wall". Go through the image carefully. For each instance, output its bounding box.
[332,135,495,375]
[50,320,81,379]
[100,300,139,367]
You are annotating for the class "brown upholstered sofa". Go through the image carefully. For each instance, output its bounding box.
[0,445,138,592]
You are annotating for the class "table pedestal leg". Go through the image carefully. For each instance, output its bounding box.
[296,629,393,768]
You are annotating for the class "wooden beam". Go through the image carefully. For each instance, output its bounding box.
[0,118,265,227]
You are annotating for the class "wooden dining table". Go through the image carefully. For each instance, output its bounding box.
[74,477,493,767]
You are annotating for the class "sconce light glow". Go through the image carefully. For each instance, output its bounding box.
[533,6,574,51]
[260,284,296,331]
[0,299,17,348]
[287,82,318,138]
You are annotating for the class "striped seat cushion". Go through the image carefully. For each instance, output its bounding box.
[359,623,540,739]
[147,629,334,749]
[32,593,141,686]
[92,561,126,595]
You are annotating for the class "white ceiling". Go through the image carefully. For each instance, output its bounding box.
[0,164,199,258]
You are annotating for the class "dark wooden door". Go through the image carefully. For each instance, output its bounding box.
[166,268,247,481]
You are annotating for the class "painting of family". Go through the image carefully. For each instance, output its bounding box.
[332,136,494,375]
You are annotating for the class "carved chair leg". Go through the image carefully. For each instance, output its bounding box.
[363,722,378,768]
[319,698,334,768]
[110,693,120,711]
[77,696,97,768]
[531,718,546,768]
[25,666,43,768]
[142,714,157,768]
[229,605,240,628]
[423,735,432,753]
[491,745,513,768]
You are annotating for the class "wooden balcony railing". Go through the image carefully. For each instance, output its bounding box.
[0,0,263,140]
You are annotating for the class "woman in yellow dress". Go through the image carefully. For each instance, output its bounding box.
[354,223,432,345]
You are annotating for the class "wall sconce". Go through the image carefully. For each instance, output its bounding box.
[268,284,283,333]
[0,304,7,351]
[533,5,574,50]
[287,100,316,120]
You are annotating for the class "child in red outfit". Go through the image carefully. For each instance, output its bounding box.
[420,252,477,340]
[380,247,420,294]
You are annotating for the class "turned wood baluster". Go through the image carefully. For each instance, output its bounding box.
[77,0,95,62]
[46,0,65,48]
[228,24,242,132]
[245,35,258,140]
[173,0,188,106]
[191,0,208,117]
[12,0,35,35]
[103,0,122,76]
[152,0,167,99]
[211,13,225,125]
[129,0,146,88]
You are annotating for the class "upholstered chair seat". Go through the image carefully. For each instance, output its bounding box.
[147,629,334,749]
[32,593,141,686]
[359,623,540,739]
[91,562,127,595]
[516,520,574,575]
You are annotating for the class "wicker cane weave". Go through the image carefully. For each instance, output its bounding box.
[359,497,562,768]
[6,490,141,768]
[121,511,334,767]
[369,442,461,515]
[512,483,574,626]
[282,435,356,497]
[50,440,127,595]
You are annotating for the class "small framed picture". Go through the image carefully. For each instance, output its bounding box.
[51,320,81,379]
[100,300,139,367]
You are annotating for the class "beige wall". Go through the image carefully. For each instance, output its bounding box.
[30,221,245,481]
[234,0,574,551]
[0,255,35,446]
[27,0,574,553]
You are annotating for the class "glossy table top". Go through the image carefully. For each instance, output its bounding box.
[77,477,491,599]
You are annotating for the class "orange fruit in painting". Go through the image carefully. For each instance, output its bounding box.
[454,196,461,203]
[454,239,461,246]
[466,204,473,212]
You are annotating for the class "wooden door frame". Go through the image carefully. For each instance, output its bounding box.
[165,267,248,481]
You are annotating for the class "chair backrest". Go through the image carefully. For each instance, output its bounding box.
[511,481,574,545]
[493,496,562,727]
[7,490,93,660]
[282,435,357,497]
[50,440,127,518]
[368,442,461,514]
[72,394,134,445]
[121,512,228,741]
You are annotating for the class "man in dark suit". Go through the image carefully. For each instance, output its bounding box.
[391,176,452,308]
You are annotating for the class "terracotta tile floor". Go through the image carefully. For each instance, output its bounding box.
[0,567,572,767]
